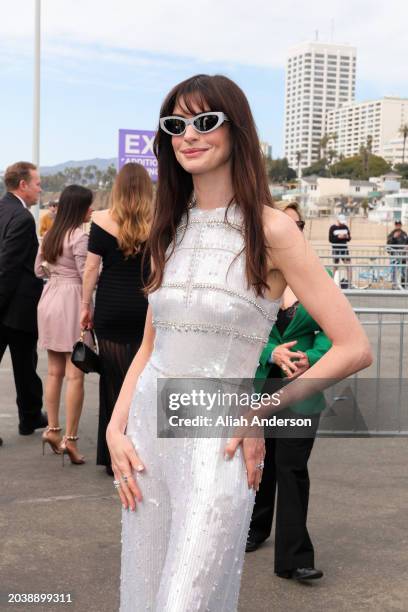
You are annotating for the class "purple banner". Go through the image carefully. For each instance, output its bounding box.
[118,129,158,182]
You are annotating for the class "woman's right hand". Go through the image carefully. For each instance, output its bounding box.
[272,340,304,376]
[106,426,145,511]
[80,306,93,330]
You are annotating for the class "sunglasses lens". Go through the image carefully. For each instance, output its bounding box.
[163,117,186,135]
[296,221,305,230]
[194,114,220,132]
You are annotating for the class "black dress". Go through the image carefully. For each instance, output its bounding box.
[88,222,149,468]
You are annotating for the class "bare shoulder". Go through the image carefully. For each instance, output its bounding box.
[91,209,117,234]
[262,205,300,249]
[91,209,109,224]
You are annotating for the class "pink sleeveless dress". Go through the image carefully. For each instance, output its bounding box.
[35,228,88,352]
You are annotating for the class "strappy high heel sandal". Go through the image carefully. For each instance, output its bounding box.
[60,435,85,465]
[42,426,62,455]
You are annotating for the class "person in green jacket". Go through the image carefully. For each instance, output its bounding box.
[246,201,332,583]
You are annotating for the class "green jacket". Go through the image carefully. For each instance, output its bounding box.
[255,303,332,415]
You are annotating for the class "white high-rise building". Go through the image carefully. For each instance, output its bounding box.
[284,41,356,171]
[260,141,273,158]
[325,97,408,161]
[383,135,407,166]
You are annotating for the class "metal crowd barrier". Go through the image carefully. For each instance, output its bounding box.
[318,307,408,437]
[314,244,408,259]
[318,256,408,289]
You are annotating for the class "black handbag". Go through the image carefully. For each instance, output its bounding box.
[71,329,100,374]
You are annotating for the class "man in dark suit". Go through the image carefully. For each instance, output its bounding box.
[0,161,47,436]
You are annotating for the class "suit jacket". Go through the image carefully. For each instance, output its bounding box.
[255,302,332,415]
[0,192,43,333]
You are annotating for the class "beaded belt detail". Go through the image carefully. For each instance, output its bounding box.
[152,320,268,344]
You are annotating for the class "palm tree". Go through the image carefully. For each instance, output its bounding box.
[357,135,374,179]
[327,149,337,176]
[359,144,369,178]
[83,165,95,185]
[103,164,117,189]
[319,134,331,160]
[399,123,408,164]
[95,169,103,189]
[295,150,303,179]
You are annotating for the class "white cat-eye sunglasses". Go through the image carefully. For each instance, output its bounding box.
[159,111,229,136]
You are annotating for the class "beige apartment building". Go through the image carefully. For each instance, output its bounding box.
[382,135,408,166]
[325,96,408,160]
[298,176,377,214]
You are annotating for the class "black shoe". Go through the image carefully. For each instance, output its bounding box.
[105,465,114,477]
[19,412,48,436]
[245,537,265,553]
[276,567,323,581]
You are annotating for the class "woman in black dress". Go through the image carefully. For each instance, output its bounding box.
[80,163,152,474]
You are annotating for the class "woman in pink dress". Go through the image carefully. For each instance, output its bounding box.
[35,185,93,464]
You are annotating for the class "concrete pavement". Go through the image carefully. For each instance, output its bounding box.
[1,348,407,612]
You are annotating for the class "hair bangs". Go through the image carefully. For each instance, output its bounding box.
[173,80,223,116]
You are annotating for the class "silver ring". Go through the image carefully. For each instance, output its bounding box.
[255,461,264,470]
[113,480,121,489]
[121,474,131,483]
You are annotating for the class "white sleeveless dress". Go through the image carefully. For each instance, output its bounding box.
[121,205,281,611]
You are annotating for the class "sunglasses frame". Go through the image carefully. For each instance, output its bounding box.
[159,111,229,136]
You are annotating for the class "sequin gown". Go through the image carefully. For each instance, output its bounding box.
[121,205,281,612]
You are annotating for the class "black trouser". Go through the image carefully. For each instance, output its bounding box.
[248,414,320,572]
[0,323,43,427]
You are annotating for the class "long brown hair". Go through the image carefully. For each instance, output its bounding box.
[146,74,273,296]
[110,163,152,257]
[42,185,93,263]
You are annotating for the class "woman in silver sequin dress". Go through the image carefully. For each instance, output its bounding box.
[106,75,372,611]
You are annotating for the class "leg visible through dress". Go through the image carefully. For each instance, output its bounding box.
[97,338,140,466]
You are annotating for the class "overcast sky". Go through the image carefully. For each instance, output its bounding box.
[1,0,407,168]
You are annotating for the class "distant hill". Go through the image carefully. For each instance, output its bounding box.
[40,157,117,175]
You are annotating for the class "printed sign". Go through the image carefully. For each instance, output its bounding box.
[118,129,157,182]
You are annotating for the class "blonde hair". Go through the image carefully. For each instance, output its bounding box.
[110,163,153,257]
[274,200,304,223]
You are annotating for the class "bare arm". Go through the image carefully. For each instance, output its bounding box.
[82,211,106,306]
[34,245,49,279]
[82,251,101,306]
[265,209,372,380]
[225,210,373,462]
[258,210,372,414]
